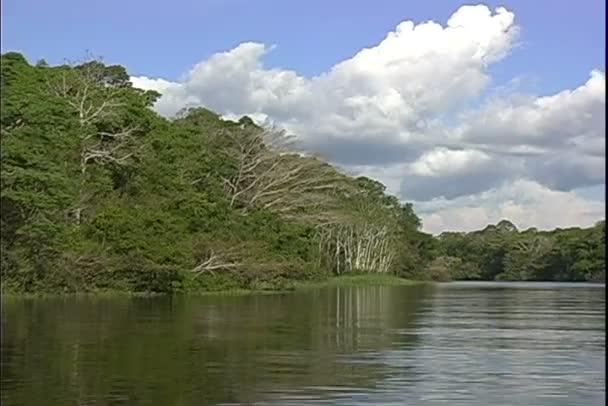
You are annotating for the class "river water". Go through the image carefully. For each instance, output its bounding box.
[1,282,605,405]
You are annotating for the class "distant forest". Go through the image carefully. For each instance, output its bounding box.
[1,53,604,293]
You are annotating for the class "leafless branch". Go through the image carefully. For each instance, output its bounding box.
[191,248,246,276]
[218,126,351,217]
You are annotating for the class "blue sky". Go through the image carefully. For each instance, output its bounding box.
[3,0,604,89]
[2,1,605,232]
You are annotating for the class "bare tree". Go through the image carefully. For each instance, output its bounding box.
[191,249,244,276]
[219,125,349,216]
[48,54,139,173]
[48,54,124,127]
[47,54,138,223]
[78,126,139,173]
[190,242,279,277]
[310,195,403,275]
[317,223,396,275]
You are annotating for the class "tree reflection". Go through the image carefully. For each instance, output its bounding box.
[1,285,433,405]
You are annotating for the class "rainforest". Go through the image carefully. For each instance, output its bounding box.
[1,53,605,294]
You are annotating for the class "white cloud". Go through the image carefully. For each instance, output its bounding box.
[409,148,491,177]
[132,4,519,138]
[459,70,605,152]
[419,180,605,234]
[130,4,605,232]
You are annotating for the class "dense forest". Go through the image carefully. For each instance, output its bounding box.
[0,53,605,293]
[429,219,605,282]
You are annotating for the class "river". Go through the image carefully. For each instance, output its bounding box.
[1,281,605,405]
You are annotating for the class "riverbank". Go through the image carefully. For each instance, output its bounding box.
[1,273,426,299]
[293,273,424,289]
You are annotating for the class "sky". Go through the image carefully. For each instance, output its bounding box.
[2,0,605,234]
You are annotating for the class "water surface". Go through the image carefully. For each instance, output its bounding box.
[1,282,605,405]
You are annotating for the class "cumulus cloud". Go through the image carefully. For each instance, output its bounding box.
[130,4,605,232]
[419,180,605,234]
[409,148,492,177]
[459,70,605,150]
[132,4,519,147]
[395,147,511,200]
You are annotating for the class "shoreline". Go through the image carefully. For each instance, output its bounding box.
[0,274,428,299]
[4,276,602,300]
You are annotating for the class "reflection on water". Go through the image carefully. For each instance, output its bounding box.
[1,282,605,405]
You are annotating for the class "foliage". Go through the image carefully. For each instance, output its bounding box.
[2,53,603,293]
[1,54,426,293]
[436,220,605,282]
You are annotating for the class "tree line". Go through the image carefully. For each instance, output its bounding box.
[426,220,605,282]
[1,53,604,293]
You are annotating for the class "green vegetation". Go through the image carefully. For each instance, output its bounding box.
[1,274,422,299]
[1,53,604,294]
[1,53,432,294]
[432,219,606,282]
[1,285,431,404]
[294,273,424,289]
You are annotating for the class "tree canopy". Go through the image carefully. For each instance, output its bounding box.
[433,220,605,282]
[0,54,434,293]
[1,53,604,293]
